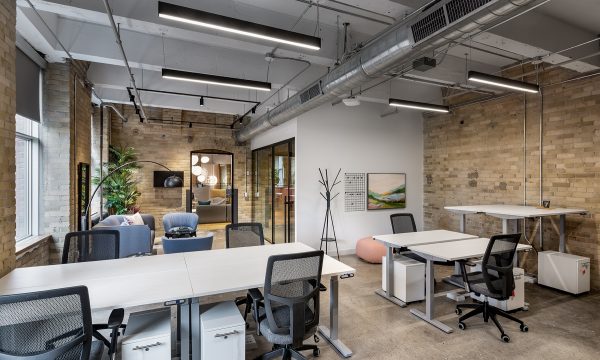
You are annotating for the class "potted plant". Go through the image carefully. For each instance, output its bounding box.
[93,145,141,215]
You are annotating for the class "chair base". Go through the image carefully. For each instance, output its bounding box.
[456,299,527,342]
[255,344,319,360]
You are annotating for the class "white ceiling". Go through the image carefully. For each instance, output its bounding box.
[16,0,600,119]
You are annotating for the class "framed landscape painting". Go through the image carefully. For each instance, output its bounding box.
[367,173,406,210]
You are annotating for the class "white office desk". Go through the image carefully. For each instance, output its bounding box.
[184,242,356,359]
[445,204,587,252]
[0,243,355,359]
[408,238,532,333]
[0,253,192,310]
[373,230,478,307]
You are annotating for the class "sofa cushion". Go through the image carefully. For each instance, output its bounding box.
[125,212,145,225]
[211,197,226,205]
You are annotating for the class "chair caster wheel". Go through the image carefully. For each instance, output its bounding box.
[520,324,528,332]
[314,335,320,343]
[313,348,320,357]
[455,308,462,315]
[501,334,510,343]
[458,322,466,330]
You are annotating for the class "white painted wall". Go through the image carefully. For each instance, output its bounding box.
[250,118,297,150]
[296,102,424,254]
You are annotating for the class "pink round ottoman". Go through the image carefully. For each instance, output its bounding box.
[356,236,386,263]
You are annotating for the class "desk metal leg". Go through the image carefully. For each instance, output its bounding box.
[375,246,406,307]
[180,300,191,360]
[318,276,352,358]
[459,214,466,233]
[191,298,201,360]
[559,214,566,253]
[411,259,453,334]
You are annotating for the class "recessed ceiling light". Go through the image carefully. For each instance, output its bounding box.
[158,1,321,50]
[388,98,449,113]
[162,68,271,92]
[468,71,539,93]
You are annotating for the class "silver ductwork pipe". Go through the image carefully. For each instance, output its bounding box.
[237,0,538,142]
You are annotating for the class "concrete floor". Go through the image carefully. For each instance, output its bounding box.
[142,225,600,359]
[248,255,599,360]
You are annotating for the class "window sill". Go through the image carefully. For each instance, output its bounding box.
[15,234,52,255]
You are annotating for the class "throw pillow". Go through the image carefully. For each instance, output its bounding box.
[120,221,130,226]
[125,212,145,226]
[198,200,211,205]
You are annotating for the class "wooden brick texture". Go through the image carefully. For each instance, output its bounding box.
[0,0,16,276]
[109,104,252,235]
[424,67,600,289]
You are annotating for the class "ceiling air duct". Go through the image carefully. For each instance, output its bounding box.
[236,0,542,142]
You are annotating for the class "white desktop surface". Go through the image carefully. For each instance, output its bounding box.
[0,253,192,310]
[184,242,355,297]
[373,230,478,247]
[409,237,532,261]
[444,205,587,218]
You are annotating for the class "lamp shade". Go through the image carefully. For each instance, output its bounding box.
[201,156,210,164]
[191,154,199,165]
[192,165,202,176]
[197,174,206,183]
[164,174,183,188]
[207,175,218,186]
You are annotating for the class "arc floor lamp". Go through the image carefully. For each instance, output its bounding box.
[82,160,183,231]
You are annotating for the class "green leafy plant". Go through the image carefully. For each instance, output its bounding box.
[93,145,141,215]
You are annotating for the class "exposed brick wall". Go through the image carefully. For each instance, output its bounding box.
[16,236,51,268]
[0,0,16,276]
[424,67,600,289]
[40,61,92,264]
[108,104,252,235]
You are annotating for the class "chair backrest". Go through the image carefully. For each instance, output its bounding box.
[62,230,120,264]
[390,213,417,234]
[225,223,264,248]
[0,286,93,359]
[163,212,199,233]
[162,236,213,254]
[263,251,324,347]
[482,233,521,299]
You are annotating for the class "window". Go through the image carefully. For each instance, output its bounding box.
[15,115,40,241]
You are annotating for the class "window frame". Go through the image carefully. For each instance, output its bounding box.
[15,115,40,242]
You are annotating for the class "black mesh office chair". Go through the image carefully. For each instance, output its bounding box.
[0,286,123,360]
[225,222,265,248]
[455,233,528,342]
[251,251,324,360]
[225,223,266,323]
[62,230,120,264]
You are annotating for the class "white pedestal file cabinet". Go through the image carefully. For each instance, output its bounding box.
[538,251,590,294]
[121,309,171,360]
[382,255,426,303]
[200,301,246,360]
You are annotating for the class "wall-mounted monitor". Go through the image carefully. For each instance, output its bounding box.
[154,171,184,187]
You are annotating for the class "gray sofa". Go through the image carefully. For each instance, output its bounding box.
[93,214,155,257]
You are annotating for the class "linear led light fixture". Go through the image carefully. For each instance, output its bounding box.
[162,68,272,92]
[388,98,449,113]
[158,1,321,50]
[468,71,539,93]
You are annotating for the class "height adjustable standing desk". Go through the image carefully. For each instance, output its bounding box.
[373,230,478,307]
[0,243,356,359]
[445,205,587,253]
[408,238,532,333]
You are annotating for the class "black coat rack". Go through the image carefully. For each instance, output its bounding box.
[319,168,341,260]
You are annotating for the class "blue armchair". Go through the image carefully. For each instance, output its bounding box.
[93,214,155,257]
[163,212,199,233]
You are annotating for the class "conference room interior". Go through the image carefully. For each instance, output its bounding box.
[1,0,600,359]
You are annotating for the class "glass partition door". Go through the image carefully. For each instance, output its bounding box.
[252,138,295,244]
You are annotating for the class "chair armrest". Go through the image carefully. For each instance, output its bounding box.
[486,264,513,275]
[107,308,125,330]
[248,288,264,302]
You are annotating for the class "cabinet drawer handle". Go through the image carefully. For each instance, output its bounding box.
[132,342,162,351]
[214,330,239,339]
